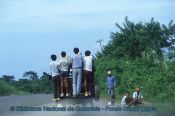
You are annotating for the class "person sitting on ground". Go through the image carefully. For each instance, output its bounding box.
[83,50,93,97]
[106,70,116,104]
[59,51,70,97]
[132,87,144,106]
[49,54,60,101]
[121,91,133,107]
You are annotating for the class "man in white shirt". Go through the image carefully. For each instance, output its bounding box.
[132,87,144,105]
[121,91,133,107]
[58,51,70,97]
[83,50,93,96]
[49,54,60,101]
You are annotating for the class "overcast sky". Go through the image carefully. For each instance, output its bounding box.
[0,0,175,79]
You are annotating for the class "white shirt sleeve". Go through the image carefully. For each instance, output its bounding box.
[49,63,52,75]
[140,93,143,98]
[83,57,85,68]
[58,59,61,66]
[121,96,126,106]
[57,61,60,70]
[133,92,137,99]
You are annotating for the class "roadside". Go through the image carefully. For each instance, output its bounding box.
[0,94,174,116]
[0,94,52,116]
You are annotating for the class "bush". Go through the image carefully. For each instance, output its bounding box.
[95,58,175,102]
[0,80,15,96]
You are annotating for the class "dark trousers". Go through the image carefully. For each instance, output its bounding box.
[84,70,92,93]
[132,98,143,106]
[53,76,60,99]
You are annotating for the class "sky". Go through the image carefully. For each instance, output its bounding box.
[0,0,175,79]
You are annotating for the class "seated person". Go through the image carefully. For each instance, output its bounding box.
[132,87,144,105]
[121,91,133,107]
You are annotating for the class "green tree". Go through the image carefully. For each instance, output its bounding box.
[39,72,52,93]
[1,75,15,82]
[40,72,50,80]
[101,17,175,61]
[23,71,38,81]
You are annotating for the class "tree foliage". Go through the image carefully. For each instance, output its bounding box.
[95,17,175,102]
[1,75,15,82]
[0,72,52,96]
[98,17,175,61]
[23,71,39,81]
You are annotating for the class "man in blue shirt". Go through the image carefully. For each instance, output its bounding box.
[106,70,116,104]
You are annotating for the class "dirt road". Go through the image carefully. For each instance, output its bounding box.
[0,94,172,116]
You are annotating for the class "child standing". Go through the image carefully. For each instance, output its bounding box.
[106,71,116,105]
[49,54,60,101]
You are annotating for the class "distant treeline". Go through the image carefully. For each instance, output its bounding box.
[0,71,52,96]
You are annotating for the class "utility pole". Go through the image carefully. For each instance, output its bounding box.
[96,38,103,52]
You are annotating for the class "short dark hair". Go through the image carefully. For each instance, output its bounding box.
[73,47,79,54]
[85,50,91,56]
[61,51,66,57]
[51,54,57,61]
[125,91,130,94]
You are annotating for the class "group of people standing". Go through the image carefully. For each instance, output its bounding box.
[49,47,94,101]
[49,47,144,107]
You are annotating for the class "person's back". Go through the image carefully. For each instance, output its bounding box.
[121,95,127,106]
[59,51,70,97]
[83,55,93,72]
[83,50,93,96]
[72,54,83,68]
[59,57,69,71]
[50,60,59,77]
[72,47,83,97]
[49,54,60,101]
[121,91,132,107]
